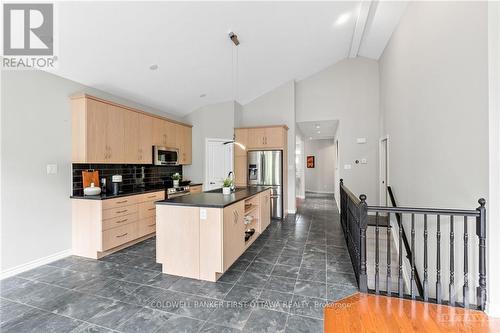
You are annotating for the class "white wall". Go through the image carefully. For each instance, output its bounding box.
[182,101,238,185]
[379,1,488,303]
[1,70,179,273]
[295,128,306,200]
[488,0,500,317]
[304,139,335,193]
[240,81,296,213]
[296,58,380,202]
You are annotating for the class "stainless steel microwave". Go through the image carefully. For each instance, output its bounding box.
[153,146,179,166]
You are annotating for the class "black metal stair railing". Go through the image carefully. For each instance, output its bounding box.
[339,179,487,310]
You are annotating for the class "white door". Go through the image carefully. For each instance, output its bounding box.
[379,138,389,206]
[205,139,234,191]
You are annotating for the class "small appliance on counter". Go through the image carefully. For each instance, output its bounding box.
[111,175,123,195]
[84,183,101,196]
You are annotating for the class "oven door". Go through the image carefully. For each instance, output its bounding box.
[154,147,179,166]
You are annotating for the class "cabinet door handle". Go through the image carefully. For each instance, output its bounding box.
[116,233,128,238]
[148,207,156,211]
[116,200,128,204]
[147,195,156,199]
[116,209,128,214]
[116,219,128,224]
[147,223,155,227]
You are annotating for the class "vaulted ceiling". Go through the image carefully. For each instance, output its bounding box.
[52,1,407,116]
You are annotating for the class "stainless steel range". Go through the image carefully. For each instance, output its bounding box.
[166,185,190,199]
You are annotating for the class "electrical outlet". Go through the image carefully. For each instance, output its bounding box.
[200,209,207,220]
[361,158,367,164]
[344,164,352,170]
[46,164,58,175]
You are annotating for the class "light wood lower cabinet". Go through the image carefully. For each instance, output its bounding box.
[222,201,245,271]
[190,185,203,194]
[156,190,272,281]
[72,190,164,259]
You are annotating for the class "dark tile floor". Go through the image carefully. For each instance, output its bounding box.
[0,193,357,332]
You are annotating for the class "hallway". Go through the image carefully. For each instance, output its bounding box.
[0,193,358,332]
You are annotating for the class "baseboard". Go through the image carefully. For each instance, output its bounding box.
[487,301,500,318]
[305,190,334,194]
[287,209,297,214]
[296,195,305,199]
[0,249,72,280]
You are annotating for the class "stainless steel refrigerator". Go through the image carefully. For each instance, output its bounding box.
[247,150,283,219]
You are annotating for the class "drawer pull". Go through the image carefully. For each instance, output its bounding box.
[147,195,156,198]
[148,208,156,211]
[116,233,128,238]
[116,200,128,204]
[116,219,128,224]
[147,223,155,227]
[116,210,128,214]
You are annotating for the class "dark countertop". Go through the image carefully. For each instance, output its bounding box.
[70,185,165,200]
[156,186,271,208]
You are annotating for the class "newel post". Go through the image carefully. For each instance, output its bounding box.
[476,198,487,310]
[359,194,368,293]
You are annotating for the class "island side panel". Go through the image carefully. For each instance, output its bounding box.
[72,199,102,259]
[199,208,223,282]
[156,205,200,279]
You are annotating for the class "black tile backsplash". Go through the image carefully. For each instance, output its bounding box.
[72,163,182,193]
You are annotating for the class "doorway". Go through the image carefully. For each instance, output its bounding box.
[205,138,233,191]
[379,136,389,206]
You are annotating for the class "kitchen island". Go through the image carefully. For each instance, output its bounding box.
[155,186,271,281]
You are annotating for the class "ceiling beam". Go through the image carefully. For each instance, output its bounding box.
[349,0,373,58]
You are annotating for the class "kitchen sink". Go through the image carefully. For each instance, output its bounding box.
[205,187,247,194]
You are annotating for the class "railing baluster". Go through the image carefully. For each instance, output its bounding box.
[358,195,368,293]
[386,215,392,296]
[477,199,487,310]
[375,212,380,294]
[463,215,469,308]
[410,213,416,299]
[398,215,403,297]
[423,214,428,301]
[436,215,442,304]
[449,216,455,306]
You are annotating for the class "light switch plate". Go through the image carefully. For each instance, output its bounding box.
[356,138,367,144]
[361,158,367,164]
[46,164,58,175]
[200,209,207,220]
[344,164,352,170]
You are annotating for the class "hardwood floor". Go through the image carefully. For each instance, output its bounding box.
[324,293,499,333]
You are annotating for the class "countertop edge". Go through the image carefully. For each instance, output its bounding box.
[156,186,271,208]
[70,187,165,201]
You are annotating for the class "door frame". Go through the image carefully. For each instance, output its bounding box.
[204,138,234,190]
[379,135,390,206]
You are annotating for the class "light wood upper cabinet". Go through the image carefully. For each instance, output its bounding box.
[153,119,177,148]
[85,99,108,163]
[234,129,248,157]
[248,128,266,149]
[138,115,153,164]
[71,94,192,164]
[176,125,192,165]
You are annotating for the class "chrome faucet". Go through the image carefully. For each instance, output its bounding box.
[227,171,235,191]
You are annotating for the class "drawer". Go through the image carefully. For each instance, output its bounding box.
[102,204,138,220]
[138,191,165,203]
[102,222,138,251]
[102,195,139,210]
[138,217,156,237]
[190,185,202,194]
[101,212,138,231]
[139,201,156,219]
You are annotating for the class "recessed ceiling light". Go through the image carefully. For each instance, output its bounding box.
[200,94,206,98]
[309,137,313,140]
[315,124,320,129]
[335,13,351,26]
[149,64,158,70]
[317,131,321,134]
